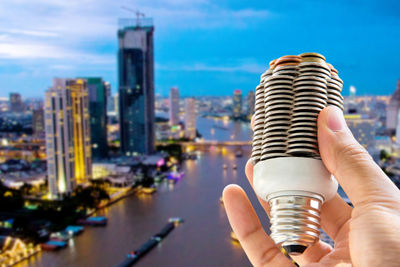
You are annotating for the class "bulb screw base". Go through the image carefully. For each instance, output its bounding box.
[268,194,323,256]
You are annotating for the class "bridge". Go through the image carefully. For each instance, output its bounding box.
[156,140,251,152]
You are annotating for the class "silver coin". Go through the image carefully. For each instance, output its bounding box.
[294,75,328,84]
[293,80,327,88]
[294,96,327,104]
[263,136,287,143]
[298,61,330,70]
[264,109,292,116]
[327,94,344,103]
[287,136,318,144]
[293,85,327,94]
[287,147,319,155]
[327,79,342,88]
[293,101,326,110]
[292,105,324,113]
[287,131,317,138]
[264,94,294,102]
[287,125,318,133]
[299,67,331,76]
[332,75,343,85]
[273,65,298,72]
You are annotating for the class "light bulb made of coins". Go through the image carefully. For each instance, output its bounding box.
[251,53,340,255]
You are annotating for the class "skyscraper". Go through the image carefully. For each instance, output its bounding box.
[184,98,196,139]
[118,18,155,155]
[9,93,24,113]
[233,89,242,119]
[247,91,255,116]
[83,77,109,159]
[45,78,92,198]
[386,80,400,134]
[169,87,180,125]
[32,108,45,137]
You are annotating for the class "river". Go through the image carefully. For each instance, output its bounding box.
[18,119,263,267]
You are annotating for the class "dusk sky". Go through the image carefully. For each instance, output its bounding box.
[0,0,399,98]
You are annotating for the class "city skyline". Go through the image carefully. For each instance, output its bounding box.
[0,0,399,98]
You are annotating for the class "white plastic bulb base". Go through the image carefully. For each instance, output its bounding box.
[253,157,338,255]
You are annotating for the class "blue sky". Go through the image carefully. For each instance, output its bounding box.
[0,0,399,98]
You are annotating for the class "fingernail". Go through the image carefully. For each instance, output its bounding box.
[327,107,345,131]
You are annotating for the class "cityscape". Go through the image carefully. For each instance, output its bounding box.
[0,1,400,267]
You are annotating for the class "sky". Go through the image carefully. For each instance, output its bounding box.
[0,0,399,98]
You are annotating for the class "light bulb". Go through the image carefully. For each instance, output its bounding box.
[252,53,343,255]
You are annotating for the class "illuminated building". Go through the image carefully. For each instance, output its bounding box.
[82,77,109,159]
[184,98,196,139]
[9,93,24,113]
[169,87,180,125]
[32,108,45,137]
[345,114,377,149]
[247,91,255,116]
[0,236,41,266]
[386,80,400,134]
[45,78,92,198]
[233,89,242,119]
[118,18,155,155]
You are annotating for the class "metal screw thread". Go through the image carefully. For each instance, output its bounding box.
[268,194,322,255]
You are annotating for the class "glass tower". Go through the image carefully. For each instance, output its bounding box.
[82,77,109,159]
[118,18,155,155]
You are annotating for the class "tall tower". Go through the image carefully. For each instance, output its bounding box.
[9,93,24,113]
[118,18,155,155]
[386,80,400,134]
[184,98,196,139]
[169,87,180,125]
[247,90,255,117]
[82,77,109,159]
[32,108,45,137]
[233,89,242,119]
[45,78,92,198]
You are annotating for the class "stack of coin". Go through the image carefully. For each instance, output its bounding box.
[287,53,330,158]
[260,56,300,161]
[251,82,267,164]
[326,63,344,110]
[252,52,344,162]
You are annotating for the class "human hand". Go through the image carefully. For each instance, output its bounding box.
[223,106,400,267]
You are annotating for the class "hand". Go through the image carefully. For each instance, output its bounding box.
[223,106,400,267]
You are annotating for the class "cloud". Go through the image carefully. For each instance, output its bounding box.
[157,61,267,74]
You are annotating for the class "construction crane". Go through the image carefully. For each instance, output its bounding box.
[121,6,145,27]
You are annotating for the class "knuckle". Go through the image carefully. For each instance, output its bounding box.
[258,246,281,267]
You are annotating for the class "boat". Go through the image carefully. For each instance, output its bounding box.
[235,150,243,157]
[168,217,184,224]
[65,225,84,236]
[77,216,107,226]
[223,164,228,170]
[233,164,237,170]
[142,187,157,194]
[49,231,71,242]
[41,240,67,251]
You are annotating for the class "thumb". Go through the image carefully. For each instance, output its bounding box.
[318,106,400,206]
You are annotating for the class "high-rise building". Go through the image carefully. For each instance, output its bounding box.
[184,98,196,139]
[83,77,109,159]
[118,18,155,155]
[32,108,45,137]
[169,87,180,125]
[9,93,24,113]
[45,78,92,198]
[345,114,376,149]
[233,89,242,119]
[387,80,400,134]
[247,91,255,116]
